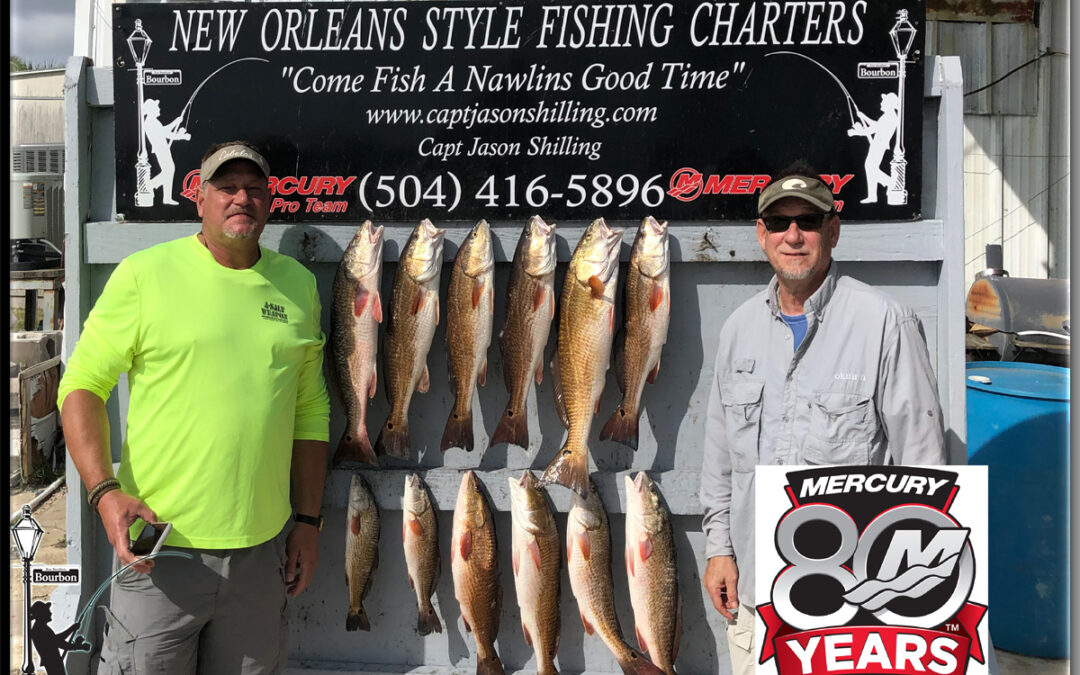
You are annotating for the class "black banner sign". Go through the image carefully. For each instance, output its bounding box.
[113,1,924,223]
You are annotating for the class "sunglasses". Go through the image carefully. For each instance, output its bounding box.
[760,213,829,233]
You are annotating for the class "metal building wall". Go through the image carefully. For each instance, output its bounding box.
[10,69,66,147]
[926,0,1070,287]
[59,54,969,674]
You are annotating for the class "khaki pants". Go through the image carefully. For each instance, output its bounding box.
[98,526,290,675]
[725,603,757,675]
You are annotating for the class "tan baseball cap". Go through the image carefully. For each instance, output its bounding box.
[200,143,270,182]
[758,175,835,214]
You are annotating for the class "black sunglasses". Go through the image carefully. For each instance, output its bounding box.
[760,213,829,233]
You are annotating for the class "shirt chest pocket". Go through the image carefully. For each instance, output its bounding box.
[804,391,877,464]
[719,379,764,472]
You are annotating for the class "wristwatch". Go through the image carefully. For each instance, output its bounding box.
[294,513,324,531]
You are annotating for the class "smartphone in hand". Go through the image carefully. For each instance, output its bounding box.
[130,522,172,557]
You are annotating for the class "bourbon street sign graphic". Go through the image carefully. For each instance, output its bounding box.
[755,466,989,675]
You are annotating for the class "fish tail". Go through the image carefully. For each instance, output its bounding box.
[417,600,443,635]
[490,403,528,449]
[538,660,559,675]
[476,655,506,675]
[346,605,371,632]
[599,402,640,450]
[440,407,474,452]
[539,440,589,498]
[333,429,379,467]
[375,418,410,459]
[616,647,666,675]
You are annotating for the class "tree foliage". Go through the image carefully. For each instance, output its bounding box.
[10,55,63,72]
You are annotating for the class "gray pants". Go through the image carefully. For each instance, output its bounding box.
[98,526,290,675]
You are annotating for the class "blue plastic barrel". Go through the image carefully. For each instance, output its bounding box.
[965,361,1070,658]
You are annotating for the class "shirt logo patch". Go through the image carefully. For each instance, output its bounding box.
[261,301,288,323]
[834,372,866,382]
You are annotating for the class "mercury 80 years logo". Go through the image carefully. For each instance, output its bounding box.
[755,466,989,675]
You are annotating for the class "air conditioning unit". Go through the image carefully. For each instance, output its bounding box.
[11,174,64,245]
[11,143,65,174]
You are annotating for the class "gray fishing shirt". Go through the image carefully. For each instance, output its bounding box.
[700,263,946,607]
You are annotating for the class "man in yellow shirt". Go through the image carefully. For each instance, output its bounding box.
[59,141,331,673]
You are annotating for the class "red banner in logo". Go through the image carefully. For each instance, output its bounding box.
[758,602,987,675]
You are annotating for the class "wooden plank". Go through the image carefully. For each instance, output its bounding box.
[323,467,704,516]
[934,56,970,465]
[84,221,946,264]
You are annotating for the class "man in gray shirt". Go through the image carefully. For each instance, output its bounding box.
[700,163,946,675]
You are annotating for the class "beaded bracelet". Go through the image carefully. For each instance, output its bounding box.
[87,478,122,509]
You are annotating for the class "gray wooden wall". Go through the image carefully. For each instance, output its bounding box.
[60,56,968,675]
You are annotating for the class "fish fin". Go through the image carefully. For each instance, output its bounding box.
[354,289,370,317]
[639,535,653,562]
[672,594,683,661]
[647,360,661,385]
[418,602,442,636]
[522,623,532,647]
[588,275,605,299]
[636,626,648,653]
[408,516,424,538]
[538,442,589,498]
[616,648,666,675]
[626,541,635,577]
[440,409,474,452]
[608,304,615,334]
[435,297,440,325]
[459,528,472,561]
[512,546,520,577]
[472,278,485,309]
[407,573,414,591]
[477,655,506,675]
[575,532,591,562]
[551,354,569,429]
[369,366,378,399]
[402,523,407,544]
[373,291,383,323]
[478,360,487,387]
[533,285,547,312]
[527,538,542,569]
[490,406,528,449]
[599,405,639,451]
[462,615,471,632]
[534,364,543,385]
[346,606,370,632]
[374,419,410,459]
[580,612,594,636]
[349,513,362,536]
[418,366,431,394]
[332,430,379,467]
[411,290,425,315]
[649,282,664,312]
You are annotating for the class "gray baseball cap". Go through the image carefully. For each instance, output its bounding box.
[200,143,270,182]
[757,175,835,214]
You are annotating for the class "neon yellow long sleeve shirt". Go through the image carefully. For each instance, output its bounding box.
[59,234,331,548]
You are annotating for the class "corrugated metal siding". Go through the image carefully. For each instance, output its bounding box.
[928,0,1069,287]
[963,116,1003,278]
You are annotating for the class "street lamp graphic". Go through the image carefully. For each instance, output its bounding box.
[887,9,917,206]
[12,505,45,674]
[128,19,154,207]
